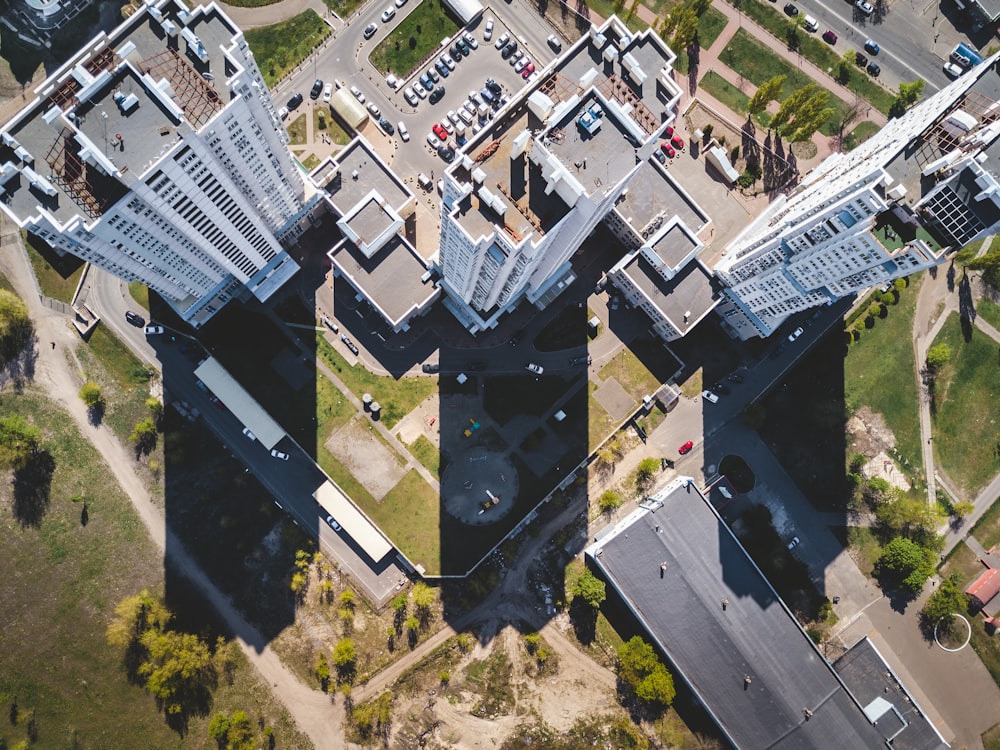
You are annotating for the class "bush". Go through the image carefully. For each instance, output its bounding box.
[875,537,935,594]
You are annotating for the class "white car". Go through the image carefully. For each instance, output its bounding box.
[242,427,257,441]
[381,7,396,22]
[458,109,473,125]
[403,87,418,106]
[144,324,164,335]
[427,131,439,147]
[464,32,478,49]
[367,102,381,117]
[394,0,407,6]
[526,363,544,374]
[442,54,455,70]
[495,31,509,49]
[271,449,290,461]
[447,109,461,126]
[277,106,289,120]
[943,61,965,78]
[469,90,481,105]
[322,82,333,103]
[325,515,342,531]
[386,73,399,89]
[854,0,873,15]
[363,22,378,39]
[702,390,719,404]
[514,56,528,73]
[350,85,365,103]
[414,84,427,99]
[787,326,804,342]
[787,536,801,550]
[398,121,409,141]
[442,119,455,135]
[484,18,494,41]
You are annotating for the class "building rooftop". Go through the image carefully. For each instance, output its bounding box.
[324,138,412,216]
[588,478,886,750]
[833,638,949,750]
[616,159,710,241]
[329,234,437,326]
[622,252,716,336]
[348,197,397,246]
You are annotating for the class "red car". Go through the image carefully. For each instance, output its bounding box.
[670,134,685,150]
[679,440,693,455]
[521,62,535,79]
[664,125,674,137]
[432,123,448,141]
[660,141,675,158]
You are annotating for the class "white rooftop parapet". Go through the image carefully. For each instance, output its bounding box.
[0,162,19,187]
[510,129,531,159]
[143,73,185,121]
[1,133,17,148]
[181,27,209,62]
[76,132,119,176]
[22,166,57,197]
[13,146,33,163]
[622,52,647,85]
[76,69,112,105]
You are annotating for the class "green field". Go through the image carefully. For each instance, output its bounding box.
[245,10,330,88]
[844,276,924,477]
[127,281,149,310]
[314,106,352,145]
[368,469,441,572]
[0,389,310,749]
[369,0,460,77]
[287,113,308,145]
[322,0,366,19]
[699,69,752,116]
[406,434,441,477]
[978,296,1000,330]
[598,347,659,402]
[22,232,84,303]
[672,7,730,74]
[844,121,881,151]
[930,312,1000,496]
[719,29,851,136]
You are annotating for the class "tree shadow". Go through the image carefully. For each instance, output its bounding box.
[87,401,105,427]
[958,272,976,342]
[0,331,38,394]
[12,448,55,527]
[568,598,597,644]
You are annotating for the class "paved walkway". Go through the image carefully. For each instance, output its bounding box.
[218,0,333,29]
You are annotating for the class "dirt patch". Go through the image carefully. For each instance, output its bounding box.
[395,390,439,446]
[325,417,406,500]
[846,407,897,457]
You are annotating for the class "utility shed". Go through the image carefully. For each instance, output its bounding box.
[706,145,740,185]
[329,88,368,130]
[194,358,285,450]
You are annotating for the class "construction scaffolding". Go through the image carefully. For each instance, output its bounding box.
[45,127,103,219]
[598,72,658,136]
[139,48,222,128]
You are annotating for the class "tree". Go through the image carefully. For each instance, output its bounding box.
[599,490,622,515]
[889,80,926,119]
[616,636,676,707]
[339,589,356,610]
[952,501,975,518]
[138,628,216,715]
[875,495,939,544]
[208,713,230,746]
[571,568,606,609]
[965,246,1000,290]
[876,537,935,594]
[748,75,785,117]
[412,581,435,612]
[0,415,41,471]
[130,417,158,455]
[862,476,894,507]
[836,50,854,84]
[79,381,103,409]
[636,457,660,491]
[332,638,356,674]
[926,343,952,372]
[0,288,32,369]
[920,574,968,636]
[146,397,163,425]
[315,653,331,690]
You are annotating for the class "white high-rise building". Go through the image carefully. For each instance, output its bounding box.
[437,17,682,333]
[715,57,1000,340]
[0,0,310,327]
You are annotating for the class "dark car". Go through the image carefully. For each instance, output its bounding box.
[438,145,455,162]
[125,310,145,327]
[867,61,881,76]
[713,383,730,395]
[864,39,880,55]
[727,371,744,384]
[429,86,446,104]
[822,29,837,44]
[456,38,470,55]
[654,149,666,164]
[569,355,591,366]
[286,92,303,110]
[855,51,868,67]
[501,41,517,59]
[485,78,502,94]
[450,43,463,59]
[419,73,433,91]
[435,60,450,78]
[783,2,798,15]
[378,117,395,135]
[310,79,323,99]
[421,363,440,373]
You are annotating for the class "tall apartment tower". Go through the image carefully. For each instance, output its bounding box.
[0,0,308,327]
[714,60,1000,340]
[437,17,682,333]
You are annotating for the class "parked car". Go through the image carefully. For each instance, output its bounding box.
[783,2,798,15]
[419,73,434,91]
[364,22,378,39]
[438,145,455,162]
[787,536,801,550]
[943,61,964,78]
[442,54,456,70]
[426,68,440,83]
[787,326,804,342]
[422,362,440,373]
[350,85,365,102]
[270,449,290,461]
[242,427,257,441]
[661,141,675,158]
[514,56,528,73]
[435,59,450,78]
[822,29,837,44]
[286,92,303,110]
[855,0,873,15]
[803,14,818,31]
[321,315,339,333]
[456,38,470,55]
[495,31,510,49]
[501,41,517,59]
[322,82,333,103]
[670,134,685,150]
[403,87,418,106]
[855,51,868,67]
[867,61,880,76]
[325,515,342,531]
[464,32,478,49]
[569,355,591,366]
[429,86,446,104]
[398,121,409,141]
[378,117,395,135]
[367,102,381,117]
[340,333,359,355]
[521,62,535,79]
[678,440,694,455]
[310,79,323,99]
[125,310,145,327]
[277,106,289,120]
[381,7,396,22]
[547,33,562,50]
[432,122,448,140]
[526,363,544,374]
[144,324,164,335]
[485,78,502,94]
[864,39,880,55]
[702,390,719,403]
[484,18,494,41]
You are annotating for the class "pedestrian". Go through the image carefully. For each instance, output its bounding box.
[744,674,752,690]
[50,341,55,349]
[722,598,729,611]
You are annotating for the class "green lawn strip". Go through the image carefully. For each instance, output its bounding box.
[585,0,648,31]
[588,385,617,452]
[370,0,460,77]
[941,541,986,584]
[671,7,729,75]
[323,0,366,19]
[844,120,880,150]
[223,0,281,6]
[22,231,84,303]
[245,10,330,88]
[316,333,435,430]
[127,281,149,310]
[985,721,1000,750]
[287,113,308,145]
[971,498,1000,551]
[970,612,1000,693]
[978,296,1000,330]
[87,324,153,390]
[0,270,15,294]
[719,29,850,135]
[405,433,441,477]
[366,469,441,573]
[735,0,893,114]
[844,274,923,478]
[700,69,751,116]
[597,347,659,402]
[314,106,352,145]
[0,390,311,749]
[930,313,1000,496]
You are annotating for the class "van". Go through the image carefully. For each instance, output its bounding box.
[417,173,433,190]
[480,87,495,105]
[803,14,818,31]
[477,103,489,120]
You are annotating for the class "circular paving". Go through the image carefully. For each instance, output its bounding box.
[441,448,519,525]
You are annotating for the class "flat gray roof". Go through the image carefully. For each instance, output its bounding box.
[588,478,884,750]
[618,159,709,238]
[621,250,717,336]
[325,139,411,216]
[347,197,396,245]
[329,234,436,326]
[548,94,640,192]
[315,480,393,563]
[195,357,286,450]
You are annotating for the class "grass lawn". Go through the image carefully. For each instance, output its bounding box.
[719,29,850,135]
[844,274,923,479]
[316,334,435,429]
[985,721,1000,750]
[127,281,149,310]
[0,389,310,750]
[597,347,659,402]
[930,312,1000,496]
[482,373,580,426]
[368,469,441,573]
[941,541,985,585]
[322,0,366,19]
[588,385,617,451]
[22,231,84,303]
[370,0,460,77]
[970,612,1000,693]
[978,296,1000,331]
[301,153,321,171]
[700,69,752,116]
[672,7,729,75]
[287,113,308,145]
[586,0,648,31]
[245,10,330,88]
[87,324,152,390]
[844,121,880,151]
[314,106,352,145]
[405,433,441,477]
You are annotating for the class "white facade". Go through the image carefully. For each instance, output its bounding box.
[714,60,1000,340]
[0,0,307,327]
